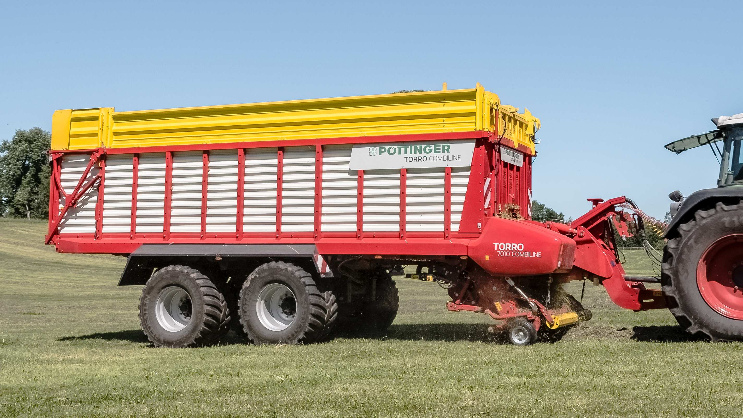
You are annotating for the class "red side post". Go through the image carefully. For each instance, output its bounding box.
[356,170,364,239]
[400,168,407,239]
[201,151,209,239]
[163,151,173,240]
[130,154,139,239]
[236,148,245,240]
[444,166,452,239]
[276,147,284,238]
[314,144,323,240]
[94,156,106,239]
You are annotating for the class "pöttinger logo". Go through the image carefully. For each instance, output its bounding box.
[368,147,379,157]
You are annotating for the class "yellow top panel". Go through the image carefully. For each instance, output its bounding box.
[51,84,539,154]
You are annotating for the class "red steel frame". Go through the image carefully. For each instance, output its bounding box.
[94,157,105,239]
[276,147,284,238]
[163,151,173,240]
[236,148,245,240]
[130,154,139,238]
[48,130,535,255]
[314,145,323,240]
[201,151,209,239]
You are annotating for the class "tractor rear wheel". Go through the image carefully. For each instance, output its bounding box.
[662,202,743,341]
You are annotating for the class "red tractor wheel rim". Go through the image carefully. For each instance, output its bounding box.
[697,234,743,320]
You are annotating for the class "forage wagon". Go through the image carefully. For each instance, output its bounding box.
[46,84,669,346]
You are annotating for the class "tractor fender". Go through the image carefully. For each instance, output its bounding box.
[664,186,743,238]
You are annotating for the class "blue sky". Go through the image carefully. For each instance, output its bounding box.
[1,1,741,219]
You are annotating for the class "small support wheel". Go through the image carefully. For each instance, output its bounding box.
[506,318,537,346]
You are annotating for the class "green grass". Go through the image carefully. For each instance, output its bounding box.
[1,219,741,417]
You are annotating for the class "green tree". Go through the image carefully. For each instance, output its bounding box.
[0,128,51,219]
[531,200,566,223]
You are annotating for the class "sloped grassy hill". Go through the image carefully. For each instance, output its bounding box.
[0,219,739,416]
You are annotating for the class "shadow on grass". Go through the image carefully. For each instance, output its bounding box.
[631,325,700,343]
[58,329,252,346]
[58,330,149,343]
[55,325,702,346]
[343,323,503,343]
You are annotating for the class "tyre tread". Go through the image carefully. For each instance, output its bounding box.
[662,201,743,341]
[139,265,229,348]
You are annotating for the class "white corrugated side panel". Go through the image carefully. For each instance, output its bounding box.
[136,153,166,233]
[322,145,356,232]
[451,166,470,232]
[406,168,444,231]
[59,154,99,234]
[244,148,278,233]
[282,146,315,232]
[102,154,133,233]
[207,150,238,232]
[363,169,400,232]
[171,151,202,233]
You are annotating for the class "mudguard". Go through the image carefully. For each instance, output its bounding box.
[665,186,743,237]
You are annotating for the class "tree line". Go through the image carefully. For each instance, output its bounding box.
[0,128,50,219]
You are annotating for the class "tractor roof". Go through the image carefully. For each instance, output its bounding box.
[665,113,743,154]
[665,130,722,154]
[713,113,743,128]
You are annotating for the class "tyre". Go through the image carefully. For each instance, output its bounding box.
[662,201,743,341]
[223,283,246,337]
[507,317,537,346]
[539,327,569,343]
[139,265,229,348]
[317,287,339,341]
[363,273,399,333]
[238,261,330,344]
[335,272,399,336]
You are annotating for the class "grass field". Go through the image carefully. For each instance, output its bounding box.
[1,219,742,417]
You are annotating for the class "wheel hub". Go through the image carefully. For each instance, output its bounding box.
[511,327,529,345]
[697,234,743,320]
[733,265,743,289]
[256,283,297,332]
[155,286,193,332]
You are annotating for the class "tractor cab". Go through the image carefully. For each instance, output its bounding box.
[665,113,743,187]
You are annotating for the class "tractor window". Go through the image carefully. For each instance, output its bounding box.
[732,140,743,182]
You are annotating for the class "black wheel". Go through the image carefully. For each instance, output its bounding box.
[539,327,569,343]
[364,273,399,333]
[139,265,228,348]
[224,286,246,337]
[317,287,339,341]
[506,318,537,346]
[238,262,330,344]
[335,272,399,336]
[663,202,743,341]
